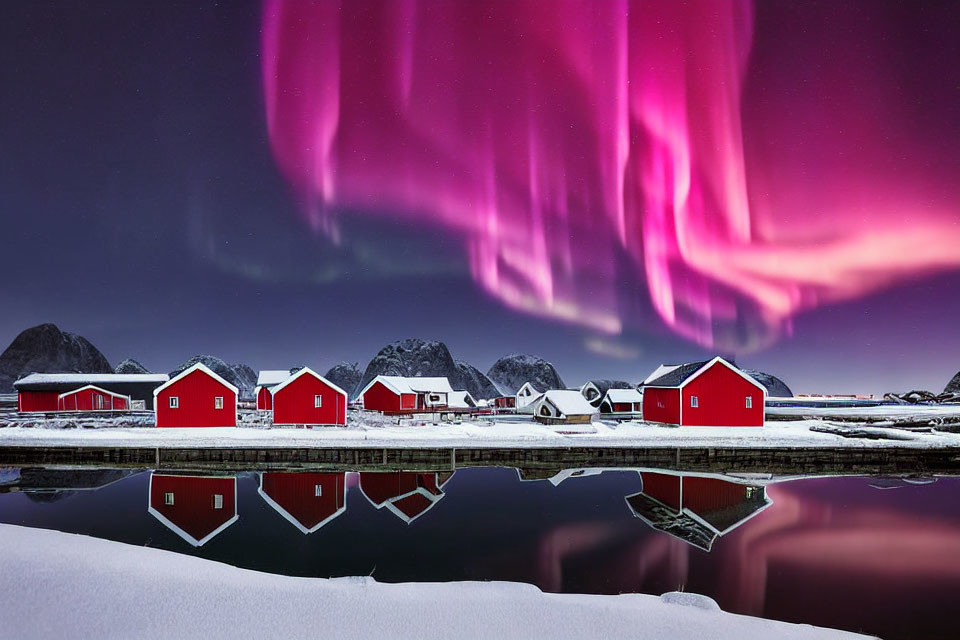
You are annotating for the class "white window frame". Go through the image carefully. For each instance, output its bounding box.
[164,492,175,506]
[745,395,753,409]
[690,395,699,408]
[212,494,224,510]
[314,395,322,408]
[314,484,323,497]
[169,396,179,409]
[215,396,224,410]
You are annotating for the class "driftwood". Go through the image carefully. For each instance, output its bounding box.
[884,390,960,405]
[810,423,919,441]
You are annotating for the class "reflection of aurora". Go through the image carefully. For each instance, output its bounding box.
[262,0,960,352]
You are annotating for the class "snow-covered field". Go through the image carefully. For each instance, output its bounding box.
[767,404,960,422]
[0,415,959,449]
[0,524,867,639]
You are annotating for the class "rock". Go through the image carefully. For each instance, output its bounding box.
[324,362,362,396]
[0,323,112,392]
[356,338,502,399]
[114,358,149,374]
[945,372,960,395]
[486,354,566,396]
[170,355,257,400]
[741,368,793,398]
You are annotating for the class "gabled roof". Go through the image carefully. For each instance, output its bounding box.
[256,370,290,387]
[257,472,346,535]
[641,365,681,386]
[641,357,764,392]
[516,381,543,395]
[14,373,169,388]
[448,390,477,409]
[603,388,643,403]
[153,362,239,396]
[269,367,347,398]
[358,375,454,398]
[57,384,130,400]
[539,390,597,417]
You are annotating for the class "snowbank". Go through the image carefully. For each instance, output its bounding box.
[0,524,867,639]
[1,415,960,449]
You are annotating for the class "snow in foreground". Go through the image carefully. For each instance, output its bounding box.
[0,524,867,640]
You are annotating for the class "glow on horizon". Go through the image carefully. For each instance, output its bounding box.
[261,0,960,352]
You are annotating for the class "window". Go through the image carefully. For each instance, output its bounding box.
[690,395,699,408]
[164,492,175,506]
[215,396,224,410]
[169,396,179,409]
[212,494,223,510]
[95,395,104,410]
[314,395,322,408]
[745,396,753,409]
[314,484,323,497]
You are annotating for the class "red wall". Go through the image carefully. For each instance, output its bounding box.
[155,369,237,428]
[260,472,345,530]
[401,393,417,410]
[257,386,273,410]
[359,472,441,505]
[640,472,682,510]
[642,388,680,424]
[361,381,401,413]
[58,388,128,411]
[681,363,764,427]
[681,476,752,513]
[18,391,59,412]
[272,373,346,425]
[149,474,236,543]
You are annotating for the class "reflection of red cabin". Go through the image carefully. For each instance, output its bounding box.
[147,473,238,546]
[271,368,347,426]
[154,363,238,428]
[625,472,772,551]
[358,471,453,524]
[641,357,765,427]
[258,472,346,534]
[57,385,130,411]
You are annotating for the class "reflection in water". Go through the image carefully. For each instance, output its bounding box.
[258,472,346,534]
[2,466,960,638]
[147,474,239,547]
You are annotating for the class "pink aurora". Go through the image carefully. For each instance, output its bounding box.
[262,0,960,352]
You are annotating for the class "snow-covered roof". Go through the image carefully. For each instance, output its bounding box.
[57,385,131,400]
[448,390,477,409]
[269,367,347,398]
[360,375,455,397]
[14,373,169,387]
[256,370,290,387]
[540,390,597,417]
[603,388,643,403]
[641,365,680,385]
[153,362,238,396]
[641,357,765,392]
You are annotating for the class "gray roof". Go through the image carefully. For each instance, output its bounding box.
[642,360,710,387]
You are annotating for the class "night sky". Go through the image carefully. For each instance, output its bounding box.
[2,0,960,395]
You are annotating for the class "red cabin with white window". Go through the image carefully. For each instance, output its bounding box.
[270,367,347,426]
[57,385,130,411]
[641,357,765,427]
[147,473,238,547]
[258,472,346,534]
[356,376,455,415]
[153,363,238,428]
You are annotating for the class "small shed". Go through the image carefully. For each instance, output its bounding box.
[598,388,643,419]
[532,390,598,425]
[153,362,238,428]
[254,370,290,411]
[57,385,130,412]
[14,373,169,411]
[270,367,347,426]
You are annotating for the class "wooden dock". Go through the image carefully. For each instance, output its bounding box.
[1,445,959,477]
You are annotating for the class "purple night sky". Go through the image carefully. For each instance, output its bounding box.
[2,0,960,394]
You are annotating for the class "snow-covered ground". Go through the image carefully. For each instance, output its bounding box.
[0,524,867,639]
[767,404,960,421]
[0,415,959,448]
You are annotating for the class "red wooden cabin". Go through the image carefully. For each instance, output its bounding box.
[147,473,238,547]
[356,376,455,415]
[57,385,130,411]
[254,370,289,411]
[358,471,453,524]
[270,367,347,426]
[641,357,765,427]
[153,362,238,428]
[258,472,346,534]
[14,373,169,411]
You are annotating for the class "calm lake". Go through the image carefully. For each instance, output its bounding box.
[2,466,958,639]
